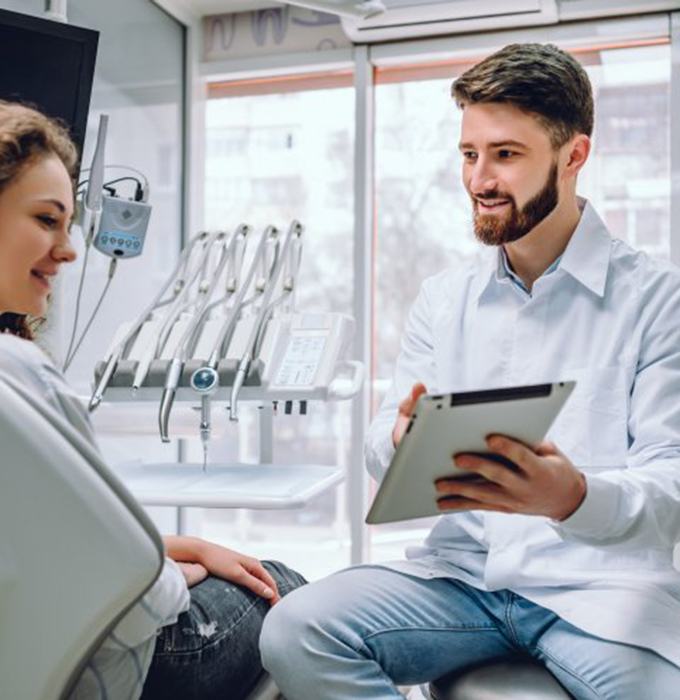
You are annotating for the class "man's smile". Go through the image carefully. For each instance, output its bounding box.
[475,198,511,213]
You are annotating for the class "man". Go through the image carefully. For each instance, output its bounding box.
[260,43,680,698]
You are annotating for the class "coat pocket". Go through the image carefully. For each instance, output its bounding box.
[547,365,631,469]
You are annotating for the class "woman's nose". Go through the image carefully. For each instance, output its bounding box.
[52,236,77,264]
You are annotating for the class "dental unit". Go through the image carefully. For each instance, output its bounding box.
[90,219,364,470]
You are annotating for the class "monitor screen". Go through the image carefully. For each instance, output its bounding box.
[0,9,98,159]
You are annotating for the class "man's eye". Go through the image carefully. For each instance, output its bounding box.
[498,150,516,159]
[462,151,477,161]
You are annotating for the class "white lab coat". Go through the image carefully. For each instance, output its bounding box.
[366,199,680,667]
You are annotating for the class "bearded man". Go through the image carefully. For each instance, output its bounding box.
[260,43,680,699]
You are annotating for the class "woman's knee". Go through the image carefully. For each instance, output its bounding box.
[262,560,307,597]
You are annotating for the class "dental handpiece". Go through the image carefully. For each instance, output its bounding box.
[89,347,121,412]
[158,357,182,443]
[190,366,219,472]
[229,356,251,423]
[207,226,275,370]
[88,231,209,411]
[159,232,232,442]
[229,221,303,421]
[154,234,216,365]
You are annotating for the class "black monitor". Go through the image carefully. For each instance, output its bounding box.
[0,8,98,158]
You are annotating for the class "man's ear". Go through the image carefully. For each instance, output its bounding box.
[562,134,591,179]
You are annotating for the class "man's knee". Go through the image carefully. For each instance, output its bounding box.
[260,586,316,670]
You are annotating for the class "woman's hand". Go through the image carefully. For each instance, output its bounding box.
[163,536,281,605]
[177,561,209,588]
[200,544,281,605]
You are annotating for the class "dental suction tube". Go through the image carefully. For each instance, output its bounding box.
[229,220,303,421]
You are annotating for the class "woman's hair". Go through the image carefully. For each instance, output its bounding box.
[0,101,79,340]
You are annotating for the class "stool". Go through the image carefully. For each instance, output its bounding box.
[429,657,573,700]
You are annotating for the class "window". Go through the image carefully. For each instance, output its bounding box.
[200,74,355,580]
[370,40,671,561]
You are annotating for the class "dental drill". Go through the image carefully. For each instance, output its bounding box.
[159,227,247,442]
[208,225,277,368]
[158,231,229,442]
[182,225,275,452]
[138,232,218,391]
[88,230,210,411]
[229,220,303,421]
[189,365,219,471]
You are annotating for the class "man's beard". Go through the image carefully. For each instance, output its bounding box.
[472,163,559,246]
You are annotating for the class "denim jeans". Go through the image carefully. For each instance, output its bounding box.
[140,560,306,700]
[259,565,680,700]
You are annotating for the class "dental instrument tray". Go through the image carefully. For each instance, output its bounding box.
[366,381,575,525]
[113,462,344,509]
[93,311,362,403]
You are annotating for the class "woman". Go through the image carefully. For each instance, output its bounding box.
[0,101,305,700]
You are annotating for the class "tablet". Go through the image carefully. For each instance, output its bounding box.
[365,381,575,525]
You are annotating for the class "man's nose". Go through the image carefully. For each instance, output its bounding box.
[468,157,498,196]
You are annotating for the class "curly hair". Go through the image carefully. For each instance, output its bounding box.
[0,101,79,339]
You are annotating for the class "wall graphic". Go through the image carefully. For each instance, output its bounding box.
[203,7,352,62]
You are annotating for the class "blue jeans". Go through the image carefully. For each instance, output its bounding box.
[141,560,306,700]
[259,566,680,699]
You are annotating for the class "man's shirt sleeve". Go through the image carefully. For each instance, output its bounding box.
[365,277,439,482]
[552,267,680,549]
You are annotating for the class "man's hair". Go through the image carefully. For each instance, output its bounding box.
[0,101,78,339]
[451,43,594,148]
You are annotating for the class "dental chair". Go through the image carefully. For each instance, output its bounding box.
[429,656,573,699]
[0,370,274,700]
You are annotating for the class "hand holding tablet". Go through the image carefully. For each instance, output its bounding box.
[366,382,585,524]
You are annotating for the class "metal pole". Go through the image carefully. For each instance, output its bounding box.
[671,12,680,266]
[350,44,374,565]
[258,405,274,464]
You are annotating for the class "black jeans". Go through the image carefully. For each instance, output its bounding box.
[141,560,306,700]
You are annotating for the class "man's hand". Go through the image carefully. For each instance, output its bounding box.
[163,536,281,605]
[392,383,428,448]
[435,435,587,521]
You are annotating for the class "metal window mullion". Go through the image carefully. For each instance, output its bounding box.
[671,12,680,266]
[349,45,374,565]
[177,17,193,536]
